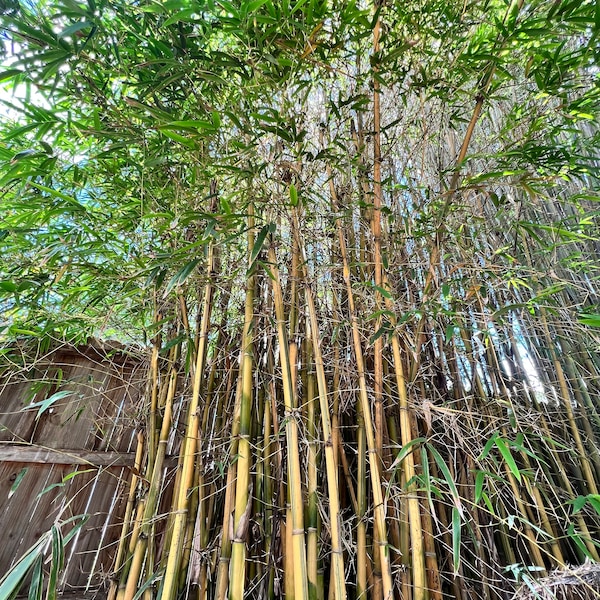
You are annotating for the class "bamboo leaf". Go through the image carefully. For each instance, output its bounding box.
[58,21,93,38]
[475,470,485,505]
[28,390,74,420]
[567,524,596,560]
[161,120,215,130]
[8,468,28,499]
[132,570,164,600]
[0,540,45,600]
[390,437,426,472]
[27,557,43,600]
[578,313,600,327]
[158,129,196,148]
[164,258,201,295]
[428,444,462,513]
[571,495,587,514]
[28,183,83,209]
[45,526,63,600]
[495,437,522,483]
[479,432,499,459]
[250,223,275,268]
[452,506,461,574]
[62,515,89,544]
[0,69,24,82]
[585,494,600,516]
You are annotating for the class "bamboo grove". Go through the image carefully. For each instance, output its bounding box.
[2,0,600,599]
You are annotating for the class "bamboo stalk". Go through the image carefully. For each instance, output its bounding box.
[161,240,216,600]
[215,346,245,600]
[108,431,145,600]
[372,0,385,468]
[268,241,309,600]
[539,312,599,497]
[305,340,319,600]
[321,129,368,599]
[123,366,177,600]
[293,211,347,600]
[381,274,428,600]
[228,203,256,600]
[332,206,393,599]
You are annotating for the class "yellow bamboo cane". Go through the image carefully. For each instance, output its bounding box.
[382,272,428,600]
[268,241,309,600]
[161,241,215,600]
[292,211,347,600]
[228,203,256,600]
[122,366,177,600]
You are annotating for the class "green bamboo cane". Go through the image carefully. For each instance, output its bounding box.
[321,132,368,598]
[540,312,599,497]
[305,342,319,600]
[215,360,244,600]
[332,212,393,598]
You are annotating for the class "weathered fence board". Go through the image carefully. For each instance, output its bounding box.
[0,342,147,594]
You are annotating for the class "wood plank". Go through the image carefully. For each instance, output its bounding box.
[0,444,135,466]
[0,443,178,467]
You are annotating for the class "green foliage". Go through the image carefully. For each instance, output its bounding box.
[0,517,87,600]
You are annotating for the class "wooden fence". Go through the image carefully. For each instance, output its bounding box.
[0,341,149,593]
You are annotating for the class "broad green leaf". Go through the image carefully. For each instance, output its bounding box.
[250,223,275,268]
[390,437,426,472]
[58,22,93,39]
[46,526,64,600]
[164,258,201,295]
[428,444,462,513]
[586,494,600,516]
[158,129,196,148]
[162,120,215,130]
[62,469,94,483]
[28,183,83,209]
[578,313,600,327]
[131,572,164,600]
[0,69,24,82]
[246,0,268,12]
[0,540,45,600]
[163,10,198,26]
[27,556,43,600]
[571,495,587,514]
[475,470,485,505]
[479,433,498,460]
